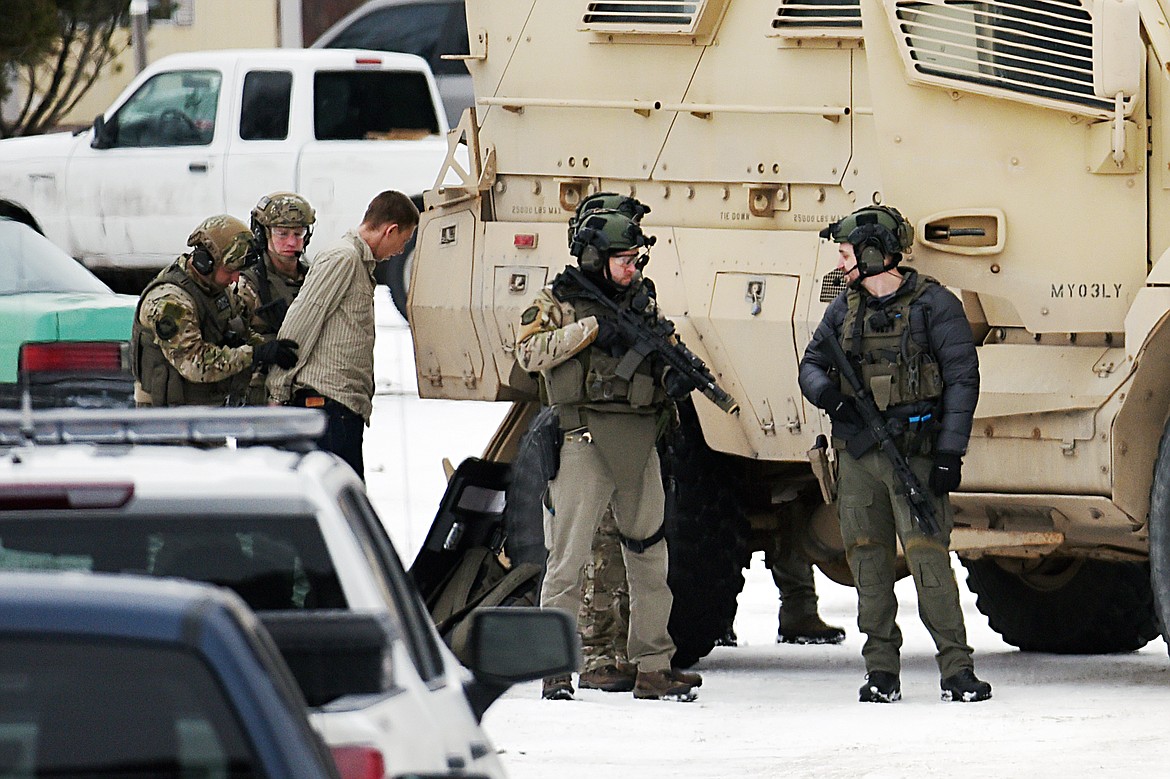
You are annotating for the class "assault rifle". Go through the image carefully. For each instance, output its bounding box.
[561,265,739,415]
[820,333,940,536]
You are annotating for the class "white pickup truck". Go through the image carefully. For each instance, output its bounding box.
[0,48,453,304]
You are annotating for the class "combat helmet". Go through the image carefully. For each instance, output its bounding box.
[567,192,650,250]
[187,214,254,274]
[569,209,656,275]
[251,191,316,250]
[819,204,914,278]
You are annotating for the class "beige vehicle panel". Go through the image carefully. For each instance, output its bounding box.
[861,0,1147,335]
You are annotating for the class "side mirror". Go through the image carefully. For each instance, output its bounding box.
[90,115,112,149]
[1092,0,1141,98]
[461,607,580,721]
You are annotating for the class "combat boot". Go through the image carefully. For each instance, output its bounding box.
[940,668,992,702]
[541,674,574,701]
[670,666,703,687]
[578,664,637,692]
[858,671,901,703]
[633,668,699,702]
[778,613,846,645]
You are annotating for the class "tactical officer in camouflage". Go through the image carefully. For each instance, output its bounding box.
[799,205,991,704]
[517,206,701,703]
[131,215,299,407]
[236,192,316,404]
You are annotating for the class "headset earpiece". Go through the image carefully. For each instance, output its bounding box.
[858,239,887,277]
[580,244,604,272]
[191,246,215,275]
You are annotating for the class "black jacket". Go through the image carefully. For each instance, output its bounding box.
[798,270,980,455]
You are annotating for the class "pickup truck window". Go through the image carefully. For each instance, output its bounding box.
[107,69,221,148]
[2,636,263,778]
[241,70,293,141]
[314,70,440,141]
[0,513,345,611]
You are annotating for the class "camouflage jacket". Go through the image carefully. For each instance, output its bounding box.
[131,256,256,406]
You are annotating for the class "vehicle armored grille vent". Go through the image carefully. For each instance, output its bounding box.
[772,1,861,32]
[891,0,1131,117]
[820,269,846,302]
[583,1,702,32]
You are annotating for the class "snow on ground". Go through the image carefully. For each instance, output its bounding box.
[366,289,1170,779]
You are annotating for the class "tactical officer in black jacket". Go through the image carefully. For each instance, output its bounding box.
[799,205,990,704]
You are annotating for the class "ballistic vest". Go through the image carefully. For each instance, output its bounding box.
[540,274,668,420]
[240,253,305,335]
[131,261,251,406]
[839,271,944,412]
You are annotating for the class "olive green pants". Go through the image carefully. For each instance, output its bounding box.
[543,414,675,673]
[770,534,819,622]
[578,507,631,672]
[836,447,974,679]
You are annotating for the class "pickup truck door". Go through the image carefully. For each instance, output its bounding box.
[221,68,300,218]
[65,67,230,269]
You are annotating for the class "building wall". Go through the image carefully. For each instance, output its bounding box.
[61,0,280,128]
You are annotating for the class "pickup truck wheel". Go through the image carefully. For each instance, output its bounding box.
[961,556,1158,653]
[661,399,751,668]
[1148,418,1170,653]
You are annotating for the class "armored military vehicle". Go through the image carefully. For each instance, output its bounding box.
[409,0,1170,664]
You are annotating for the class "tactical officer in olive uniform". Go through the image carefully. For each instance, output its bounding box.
[132,215,299,407]
[798,205,990,703]
[236,192,316,404]
[517,208,701,702]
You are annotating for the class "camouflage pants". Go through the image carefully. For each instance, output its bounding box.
[836,446,974,679]
[578,506,630,672]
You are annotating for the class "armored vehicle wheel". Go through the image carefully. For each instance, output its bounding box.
[961,556,1157,654]
[661,400,751,668]
[1147,420,1170,653]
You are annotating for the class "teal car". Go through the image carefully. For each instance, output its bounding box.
[0,217,136,408]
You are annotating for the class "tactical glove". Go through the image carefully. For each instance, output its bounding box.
[819,387,862,426]
[929,452,964,495]
[662,367,697,401]
[594,317,623,350]
[253,338,299,370]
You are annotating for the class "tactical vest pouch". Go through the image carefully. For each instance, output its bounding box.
[543,360,585,405]
[627,373,655,407]
[869,374,894,411]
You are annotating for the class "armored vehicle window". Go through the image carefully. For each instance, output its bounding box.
[313,70,440,141]
[105,69,221,147]
[240,70,292,141]
[892,0,1126,114]
[1,637,262,778]
[320,2,470,77]
[0,513,345,611]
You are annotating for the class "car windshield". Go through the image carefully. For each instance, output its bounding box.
[0,220,112,296]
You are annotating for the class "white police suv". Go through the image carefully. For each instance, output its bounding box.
[0,406,576,779]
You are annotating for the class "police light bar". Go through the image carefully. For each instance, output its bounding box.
[0,407,327,449]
